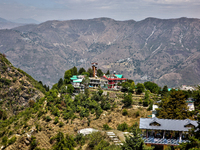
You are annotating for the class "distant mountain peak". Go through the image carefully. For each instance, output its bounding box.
[11,18,40,24]
[0,17,8,22]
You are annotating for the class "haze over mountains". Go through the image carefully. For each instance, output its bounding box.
[0,17,200,87]
[0,17,39,29]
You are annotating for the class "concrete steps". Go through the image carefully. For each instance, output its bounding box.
[106,132,123,146]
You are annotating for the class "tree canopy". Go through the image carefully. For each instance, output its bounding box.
[136,83,145,94]
[57,78,63,89]
[70,66,78,76]
[64,70,72,84]
[106,70,110,75]
[97,69,104,77]
[78,67,86,75]
[144,81,160,94]
[87,68,93,77]
[121,128,153,150]
[67,84,74,95]
[161,85,168,97]
[122,92,133,107]
[156,90,189,119]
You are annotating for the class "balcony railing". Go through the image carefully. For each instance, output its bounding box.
[142,137,189,145]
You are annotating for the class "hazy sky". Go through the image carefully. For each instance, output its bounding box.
[0,0,200,22]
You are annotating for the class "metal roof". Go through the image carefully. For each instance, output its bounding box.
[73,79,83,83]
[139,117,198,131]
[115,74,123,78]
[70,75,78,80]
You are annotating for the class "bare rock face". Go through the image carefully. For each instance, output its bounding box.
[1,17,200,87]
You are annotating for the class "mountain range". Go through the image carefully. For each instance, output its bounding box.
[0,17,23,29]
[0,17,200,87]
[0,17,39,29]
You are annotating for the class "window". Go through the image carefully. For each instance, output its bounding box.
[149,122,161,126]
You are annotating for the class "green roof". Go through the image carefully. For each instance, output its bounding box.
[73,79,82,83]
[70,75,78,80]
[115,74,123,78]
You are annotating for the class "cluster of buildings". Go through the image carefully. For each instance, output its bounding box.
[70,63,127,93]
[69,63,198,150]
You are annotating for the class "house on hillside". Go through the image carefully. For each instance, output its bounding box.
[180,85,195,91]
[102,72,126,89]
[139,117,198,150]
[186,98,195,111]
[70,75,85,93]
[89,77,108,88]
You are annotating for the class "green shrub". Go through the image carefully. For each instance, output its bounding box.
[139,99,143,105]
[94,139,110,150]
[54,117,59,124]
[2,136,8,146]
[0,78,11,85]
[36,124,42,132]
[59,122,64,127]
[147,103,153,111]
[30,136,38,150]
[46,116,52,122]
[8,136,16,145]
[143,99,149,107]
[88,132,104,148]
[75,133,85,146]
[117,122,128,131]
[37,110,45,118]
[103,124,111,130]
[8,130,13,136]
[135,111,140,117]
[13,78,17,83]
[122,109,128,116]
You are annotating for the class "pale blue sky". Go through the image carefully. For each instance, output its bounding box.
[0,0,200,22]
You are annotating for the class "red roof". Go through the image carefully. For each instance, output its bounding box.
[103,75,126,81]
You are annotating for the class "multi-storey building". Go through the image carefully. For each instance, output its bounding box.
[139,117,198,150]
[102,74,126,89]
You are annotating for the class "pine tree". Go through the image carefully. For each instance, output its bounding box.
[161,85,168,97]
[57,78,63,89]
[70,66,78,75]
[87,68,93,77]
[78,67,86,75]
[97,69,104,77]
[157,90,189,119]
[106,70,110,75]
[121,128,153,150]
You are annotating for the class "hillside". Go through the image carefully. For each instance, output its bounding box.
[0,53,45,118]
[1,17,200,87]
[0,53,153,149]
